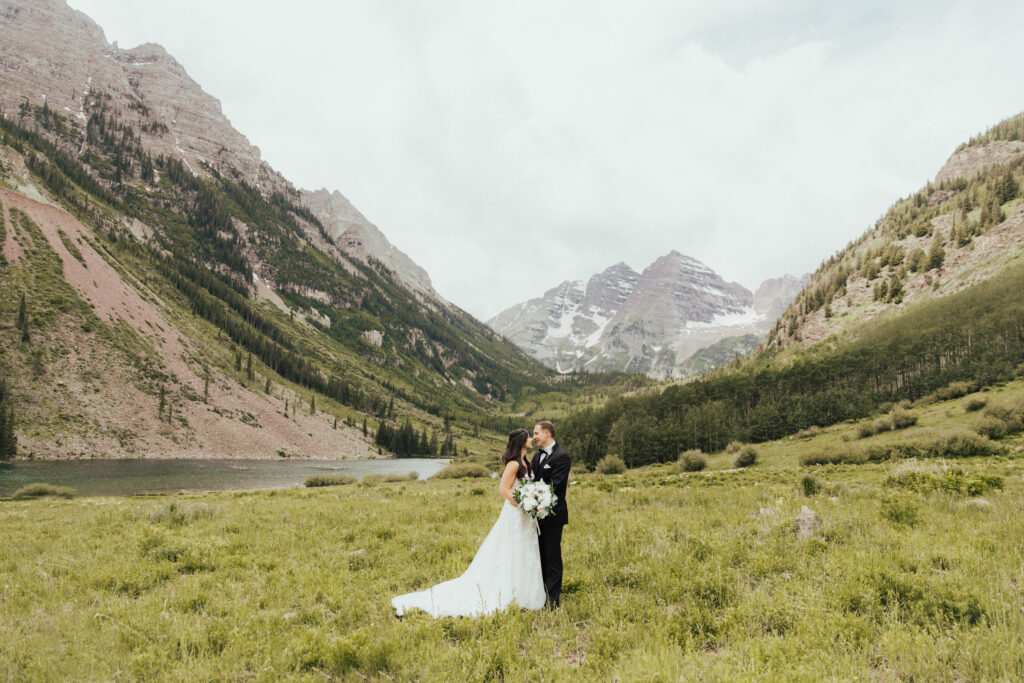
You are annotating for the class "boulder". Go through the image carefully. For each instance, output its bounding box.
[794,505,822,539]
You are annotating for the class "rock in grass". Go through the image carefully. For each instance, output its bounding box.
[794,506,822,538]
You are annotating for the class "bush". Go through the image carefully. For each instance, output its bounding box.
[800,449,867,466]
[734,446,758,468]
[934,431,1000,458]
[880,497,919,526]
[795,426,820,439]
[430,464,491,479]
[963,397,987,412]
[595,454,626,474]
[973,416,1008,440]
[11,483,76,500]
[800,474,822,496]
[889,408,918,430]
[934,381,973,401]
[678,450,706,472]
[858,408,918,438]
[887,463,1004,497]
[305,475,357,487]
[725,441,743,454]
[382,472,418,482]
[856,422,876,439]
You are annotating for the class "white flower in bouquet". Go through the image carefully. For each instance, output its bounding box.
[514,480,558,521]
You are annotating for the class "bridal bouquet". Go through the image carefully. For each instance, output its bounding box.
[513,480,558,520]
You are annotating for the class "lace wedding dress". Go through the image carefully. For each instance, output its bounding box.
[391,499,546,617]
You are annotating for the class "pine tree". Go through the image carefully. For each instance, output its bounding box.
[234,351,242,372]
[158,385,166,418]
[17,292,26,331]
[928,231,946,271]
[333,416,337,430]
[362,417,368,437]
[246,352,253,381]
[264,377,271,394]
[203,370,210,404]
[310,395,316,414]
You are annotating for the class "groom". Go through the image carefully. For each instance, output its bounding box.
[531,420,570,608]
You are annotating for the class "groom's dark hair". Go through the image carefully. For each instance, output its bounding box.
[536,420,555,439]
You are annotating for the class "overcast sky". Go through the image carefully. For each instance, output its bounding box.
[68,0,1024,320]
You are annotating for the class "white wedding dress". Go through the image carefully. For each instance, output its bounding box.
[391,499,547,617]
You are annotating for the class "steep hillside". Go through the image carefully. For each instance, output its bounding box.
[490,251,803,378]
[769,113,1024,352]
[0,0,564,459]
[561,113,1024,468]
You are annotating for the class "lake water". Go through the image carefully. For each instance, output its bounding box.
[0,458,452,498]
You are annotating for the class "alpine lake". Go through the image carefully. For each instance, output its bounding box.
[0,457,452,498]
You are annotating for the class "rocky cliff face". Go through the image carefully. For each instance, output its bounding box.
[300,188,436,297]
[0,0,438,299]
[489,251,804,378]
[770,113,1024,352]
[0,0,282,189]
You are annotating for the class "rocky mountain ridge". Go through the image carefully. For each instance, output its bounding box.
[770,113,1024,352]
[0,0,433,296]
[489,251,805,378]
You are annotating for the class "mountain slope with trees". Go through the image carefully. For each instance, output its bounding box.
[561,113,1024,468]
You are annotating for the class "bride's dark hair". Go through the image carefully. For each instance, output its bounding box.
[501,428,531,474]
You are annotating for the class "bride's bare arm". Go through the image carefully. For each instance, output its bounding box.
[499,460,520,505]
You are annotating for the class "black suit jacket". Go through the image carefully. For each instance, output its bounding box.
[532,443,570,527]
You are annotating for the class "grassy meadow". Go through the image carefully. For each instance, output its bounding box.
[3,385,1024,680]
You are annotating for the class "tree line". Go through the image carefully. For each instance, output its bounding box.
[562,262,1024,469]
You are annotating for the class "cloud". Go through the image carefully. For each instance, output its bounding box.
[70,0,1024,319]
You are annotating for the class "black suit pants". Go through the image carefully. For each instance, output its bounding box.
[538,523,564,607]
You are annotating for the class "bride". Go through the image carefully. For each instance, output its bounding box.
[391,429,547,617]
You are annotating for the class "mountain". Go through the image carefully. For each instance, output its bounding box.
[768,113,1024,352]
[0,0,435,297]
[300,188,436,298]
[489,251,804,378]
[0,0,555,459]
[559,112,1024,468]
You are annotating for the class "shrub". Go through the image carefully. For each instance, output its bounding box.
[11,482,76,500]
[889,408,918,430]
[983,404,1024,435]
[887,463,1004,497]
[795,426,820,439]
[725,441,743,454]
[382,472,418,482]
[973,416,1008,440]
[430,464,491,479]
[305,475,357,487]
[734,446,758,468]
[880,497,919,526]
[800,474,822,496]
[678,450,707,472]
[856,422,876,439]
[595,454,626,474]
[800,449,867,466]
[360,474,385,485]
[934,381,973,401]
[934,431,1000,458]
[963,397,987,412]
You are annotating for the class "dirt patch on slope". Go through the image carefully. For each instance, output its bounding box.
[3,187,378,460]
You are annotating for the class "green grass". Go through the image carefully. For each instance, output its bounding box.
[9,482,76,499]
[2,440,1023,679]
